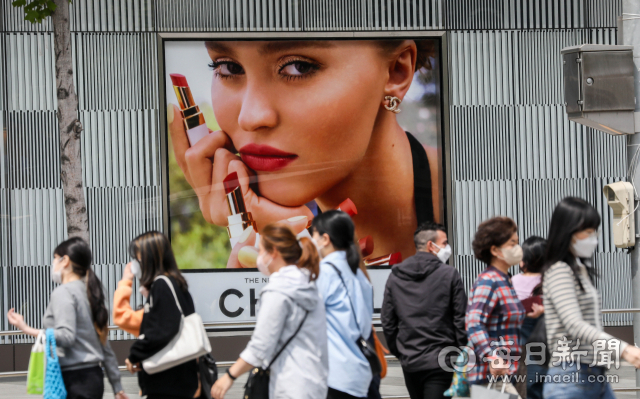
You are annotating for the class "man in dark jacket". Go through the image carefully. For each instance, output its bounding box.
[381,222,467,399]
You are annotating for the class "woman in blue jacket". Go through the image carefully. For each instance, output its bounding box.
[312,210,374,399]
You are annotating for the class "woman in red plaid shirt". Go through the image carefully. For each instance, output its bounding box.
[466,217,526,396]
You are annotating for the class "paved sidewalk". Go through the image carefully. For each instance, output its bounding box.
[0,362,411,399]
[0,361,638,398]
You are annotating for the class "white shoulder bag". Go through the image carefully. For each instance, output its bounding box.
[142,275,211,375]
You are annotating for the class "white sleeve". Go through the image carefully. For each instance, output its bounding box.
[240,292,291,367]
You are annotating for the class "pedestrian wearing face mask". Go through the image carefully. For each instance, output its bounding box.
[124,231,202,399]
[7,238,128,399]
[381,222,467,399]
[311,210,375,399]
[113,259,145,336]
[466,217,525,397]
[211,223,328,399]
[542,197,640,399]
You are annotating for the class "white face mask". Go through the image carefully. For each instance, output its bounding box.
[571,234,598,258]
[130,259,142,280]
[432,243,452,263]
[256,253,273,276]
[499,245,523,266]
[312,237,326,258]
[51,257,63,284]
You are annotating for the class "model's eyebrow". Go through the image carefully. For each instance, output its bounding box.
[204,40,335,57]
[205,41,237,57]
[258,41,336,55]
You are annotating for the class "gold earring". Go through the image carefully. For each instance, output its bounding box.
[384,96,402,114]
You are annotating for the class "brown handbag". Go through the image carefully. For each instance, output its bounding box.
[372,327,389,378]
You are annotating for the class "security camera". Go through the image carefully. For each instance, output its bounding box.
[603,182,635,248]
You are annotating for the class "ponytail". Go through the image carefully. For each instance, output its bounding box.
[261,224,320,281]
[297,237,320,281]
[345,241,362,274]
[85,269,109,344]
[54,237,109,344]
[311,210,362,275]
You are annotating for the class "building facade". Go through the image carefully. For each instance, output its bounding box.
[0,0,630,350]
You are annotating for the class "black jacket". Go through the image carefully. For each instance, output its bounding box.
[381,251,468,372]
[129,275,199,398]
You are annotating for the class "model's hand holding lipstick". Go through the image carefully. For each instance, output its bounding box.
[168,103,313,232]
[169,73,314,270]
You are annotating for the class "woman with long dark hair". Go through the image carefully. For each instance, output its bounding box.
[542,197,640,399]
[311,210,374,399]
[7,237,127,399]
[124,231,201,399]
[211,223,328,399]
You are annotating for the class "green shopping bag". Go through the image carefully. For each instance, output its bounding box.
[26,332,46,394]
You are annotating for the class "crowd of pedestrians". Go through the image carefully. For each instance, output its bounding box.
[6,196,640,399]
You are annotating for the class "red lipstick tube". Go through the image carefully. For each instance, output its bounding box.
[364,252,402,266]
[170,73,209,146]
[359,236,374,258]
[337,198,357,217]
[224,172,257,247]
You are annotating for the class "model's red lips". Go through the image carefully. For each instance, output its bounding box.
[239,144,298,172]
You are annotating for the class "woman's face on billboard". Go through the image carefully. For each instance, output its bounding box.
[205,40,390,206]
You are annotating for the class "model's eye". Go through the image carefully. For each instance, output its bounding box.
[220,62,244,75]
[281,61,316,76]
[209,60,245,77]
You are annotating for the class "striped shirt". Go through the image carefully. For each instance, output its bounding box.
[543,260,628,366]
[466,266,525,383]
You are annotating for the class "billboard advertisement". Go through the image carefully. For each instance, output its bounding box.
[163,38,444,323]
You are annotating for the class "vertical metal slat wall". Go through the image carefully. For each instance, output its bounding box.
[0,0,630,344]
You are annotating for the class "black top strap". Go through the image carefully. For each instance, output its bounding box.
[406,131,435,225]
[326,262,361,332]
[267,310,309,368]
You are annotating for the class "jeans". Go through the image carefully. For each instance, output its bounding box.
[526,363,547,399]
[402,368,453,399]
[543,363,615,399]
[520,317,539,346]
[61,365,104,399]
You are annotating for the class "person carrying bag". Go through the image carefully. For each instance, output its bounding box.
[211,223,328,399]
[8,238,127,399]
[125,231,203,399]
[114,258,217,398]
[312,210,377,399]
